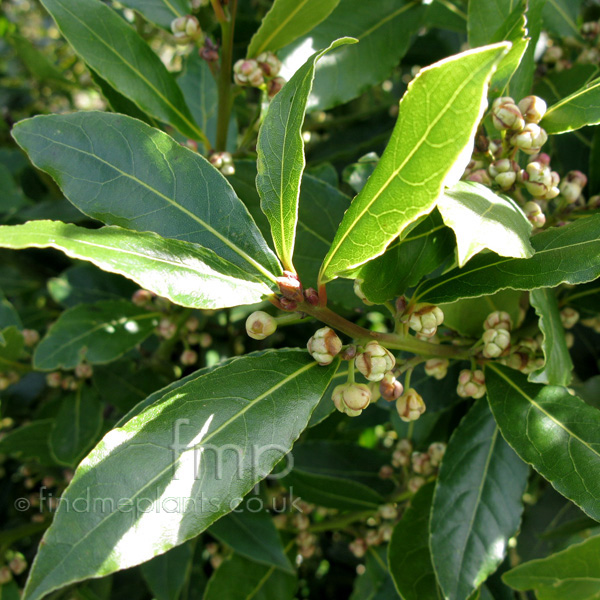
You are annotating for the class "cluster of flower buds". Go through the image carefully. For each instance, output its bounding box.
[307,327,342,365]
[233,52,285,97]
[158,317,177,339]
[75,363,93,379]
[170,15,204,45]
[379,371,403,401]
[355,342,395,381]
[396,388,426,422]
[457,369,486,399]
[488,158,519,190]
[524,201,546,228]
[191,0,210,8]
[484,310,513,332]
[518,157,560,200]
[391,438,412,468]
[581,20,600,41]
[22,328,40,347]
[209,151,234,176]
[411,451,433,476]
[560,307,579,329]
[407,304,444,338]
[482,327,511,358]
[424,358,449,380]
[296,530,318,559]
[332,382,371,417]
[428,442,446,467]
[245,310,277,340]
[559,171,587,204]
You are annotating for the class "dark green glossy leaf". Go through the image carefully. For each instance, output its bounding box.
[534,64,599,106]
[529,288,573,386]
[319,44,509,282]
[12,112,281,281]
[562,281,600,315]
[351,547,397,600]
[209,501,293,572]
[358,211,455,304]
[425,0,467,33]
[542,0,584,39]
[0,420,57,467]
[22,350,337,600]
[542,77,600,134]
[118,0,190,30]
[388,482,442,600]
[40,0,205,143]
[431,397,528,600]
[49,385,104,466]
[0,293,22,329]
[0,326,25,366]
[203,553,297,600]
[247,0,341,57]
[0,221,275,309]
[467,0,513,47]
[503,534,600,600]
[140,542,194,600]
[486,363,600,522]
[416,216,600,304]
[438,182,533,266]
[279,0,427,112]
[257,38,355,271]
[33,299,158,370]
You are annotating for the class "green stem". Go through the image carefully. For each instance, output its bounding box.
[215,0,237,151]
[308,510,375,533]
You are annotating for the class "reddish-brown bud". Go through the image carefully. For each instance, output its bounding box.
[304,287,319,306]
[277,270,304,303]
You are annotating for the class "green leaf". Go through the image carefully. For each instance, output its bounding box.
[247,0,341,57]
[542,0,584,39]
[39,0,206,143]
[431,397,528,600]
[503,535,600,600]
[209,501,293,572]
[388,482,442,600]
[529,288,573,386]
[22,350,337,600]
[467,0,513,47]
[12,112,281,281]
[319,43,509,283]
[203,553,297,600]
[0,420,57,467]
[278,0,427,112]
[534,64,599,106]
[33,299,158,370]
[49,385,104,467]
[0,326,24,366]
[439,182,533,266]
[541,77,600,134]
[416,216,600,304]
[486,363,600,522]
[591,126,600,195]
[351,547,397,600]
[0,292,22,330]
[257,38,356,272]
[562,281,600,315]
[140,542,194,600]
[358,211,455,304]
[0,163,29,216]
[0,221,275,309]
[425,0,467,33]
[118,0,190,30]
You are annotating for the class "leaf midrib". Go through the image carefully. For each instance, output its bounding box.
[544,78,600,118]
[253,0,311,56]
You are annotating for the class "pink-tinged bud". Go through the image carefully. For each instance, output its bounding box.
[185,316,200,332]
[8,554,27,575]
[560,307,579,329]
[396,388,426,422]
[158,318,177,339]
[277,270,304,303]
[457,369,486,399]
[466,168,492,186]
[428,442,447,467]
[257,51,282,77]
[482,327,511,358]
[353,278,373,305]
[132,289,154,306]
[180,349,198,366]
[424,358,449,380]
[492,97,525,131]
[46,372,62,388]
[349,538,367,558]
[341,344,357,361]
[332,382,371,415]
[171,15,203,45]
[0,566,12,584]
[75,363,93,379]
[518,96,547,124]
[524,201,546,228]
[511,124,548,155]
[392,439,412,467]
[408,304,444,338]
[304,287,319,306]
[22,329,40,347]
[355,341,395,381]
[560,171,587,203]
[379,465,394,479]
[245,311,277,340]
[395,296,408,315]
[484,311,513,332]
[307,327,342,365]
[408,476,426,494]
[379,371,403,401]
[411,451,434,475]
[279,297,297,311]
[200,38,220,63]
[233,59,261,86]
[267,76,286,98]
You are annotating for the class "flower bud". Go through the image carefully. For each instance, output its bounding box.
[246,311,277,340]
[379,371,403,401]
[392,439,412,467]
[518,96,547,124]
[511,124,548,155]
[304,287,319,306]
[379,465,394,479]
[408,476,426,494]
[581,20,600,40]
[353,278,373,305]
[428,442,446,467]
[307,327,342,365]
[8,553,27,575]
[267,76,286,98]
[355,342,395,381]
[0,566,12,584]
[191,0,211,7]
[209,151,234,175]
[158,317,177,339]
[411,451,433,475]
[482,327,511,358]
[543,46,563,64]
[332,382,371,416]
[524,201,546,228]
[523,161,553,197]
[588,195,600,209]
[132,289,154,306]
[396,388,426,422]
[180,349,198,366]
[75,363,93,379]
[46,372,62,388]
[233,59,264,87]
[483,310,513,332]
[257,51,282,77]
[349,538,367,558]
[491,97,525,131]
[565,332,574,348]
[277,270,304,303]
[560,171,587,203]
[424,358,449,380]
[457,369,486,399]
[171,15,203,45]
[466,169,492,186]
[379,504,398,520]
[200,38,220,63]
[408,304,444,338]
[560,307,579,329]
[22,329,40,347]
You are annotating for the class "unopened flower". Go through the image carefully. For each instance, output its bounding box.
[267,76,286,98]
[488,159,518,190]
[396,388,426,422]
[355,342,395,381]
[560,307,579,329]
[46,372,62,388]
[180,349,198,366]
[379,504,398,520]
[424,358,449,380]
[491,97,525,131]
[132,289,153,306]
[379,371,403,401]
[524,201,546,228]
[307,327,342,365]
[518,96,547,124]
[8,553,27,575]
[75,363,93,379]
[209,151,234,176]
[408,304,444,337]
[158,317,177,339]
[511,124,548,155]
[379,465,394,479]
[523,161,555,198]
[349,538,367,558]
[233,58,264,87]
[245,311,277,340]
[22,329,40,347]
[484,311,513,332]
[482,328,511,358]
[257,51,282,77]
[171,15,203,45]
[428,442,446,467]
[466,169,493,186]
[457,369,486,399]
[332,383,371,416]
[411,451,433,475]
[560,171,587,203]
[408,476,426,494]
